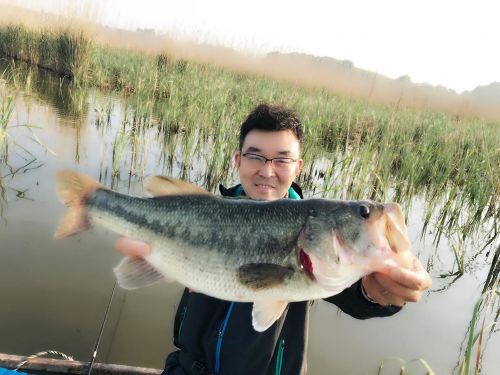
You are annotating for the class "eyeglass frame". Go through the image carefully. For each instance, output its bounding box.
[240,152,299,169]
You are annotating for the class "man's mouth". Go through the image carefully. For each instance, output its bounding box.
[255,183,275,190]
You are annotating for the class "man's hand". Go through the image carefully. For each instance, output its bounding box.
[361,257,431,307]
[115,236,151,257]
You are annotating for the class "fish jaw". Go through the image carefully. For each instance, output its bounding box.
[298,201,415,292]
[364,202,414,269]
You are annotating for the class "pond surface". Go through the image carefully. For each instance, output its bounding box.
[0,66,498,375]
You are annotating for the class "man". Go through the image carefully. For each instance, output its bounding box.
[116,103,431,374]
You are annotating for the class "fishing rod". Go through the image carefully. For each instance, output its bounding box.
[86,280,117,375]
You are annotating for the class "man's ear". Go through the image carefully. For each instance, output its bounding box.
[295,158,303,177]
[234,152,241,168]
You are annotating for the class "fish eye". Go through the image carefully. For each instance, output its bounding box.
[359,205,370,219]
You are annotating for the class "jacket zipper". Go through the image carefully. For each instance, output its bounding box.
[214,302,234,375]
[275,339,285,375]
[176,306,187,343]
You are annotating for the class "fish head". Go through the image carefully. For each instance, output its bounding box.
[297,200,413,291]
[338,200,411,258]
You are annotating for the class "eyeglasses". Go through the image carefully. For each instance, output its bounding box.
[241,152,298,170]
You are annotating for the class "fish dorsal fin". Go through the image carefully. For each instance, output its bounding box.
[145,175,211,196]
[114,256,174,289]
[252,300,288,332]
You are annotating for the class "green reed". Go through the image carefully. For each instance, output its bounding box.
[0,58,89,117]
[0,85,14,164]
[457,289,500,375]
[1,25,500,372]
[0,24,498,246]
[377,357,436,375]
[0,25,91,79]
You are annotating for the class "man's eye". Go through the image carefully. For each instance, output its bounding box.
[247,155,263,161]
[275,159,291,165]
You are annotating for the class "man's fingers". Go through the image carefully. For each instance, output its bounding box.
[365,257,431,306]
[374,273,421,304]
[388,262,431,291]
[115,236,151,257]
[362,274,406,307]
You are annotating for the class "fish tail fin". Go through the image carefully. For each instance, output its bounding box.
[54,171,102,240]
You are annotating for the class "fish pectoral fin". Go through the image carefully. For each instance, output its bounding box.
[114,256,172,290]
[252,300,288,332]
[145,175,211,197]
[237,263,294,290]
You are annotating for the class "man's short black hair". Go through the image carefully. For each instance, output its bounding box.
[239,103,304,152]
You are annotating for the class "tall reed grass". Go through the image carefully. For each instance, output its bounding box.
[0,24,498,247]
[1,23,499,373]
[0,25,91,79]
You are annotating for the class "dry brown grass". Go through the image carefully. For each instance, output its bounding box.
[0,3,498,122]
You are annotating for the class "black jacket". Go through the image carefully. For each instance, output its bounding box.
[163,184,401,375]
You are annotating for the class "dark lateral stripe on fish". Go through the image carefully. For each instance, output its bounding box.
[88,190,176,235]
[87,190,255,253]
[86,189,318,263]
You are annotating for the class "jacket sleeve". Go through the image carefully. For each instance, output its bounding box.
[323,280,402,319]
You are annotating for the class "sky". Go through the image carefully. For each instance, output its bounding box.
[2,0,499,93]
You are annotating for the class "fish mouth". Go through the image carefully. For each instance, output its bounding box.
[382,203,411,254]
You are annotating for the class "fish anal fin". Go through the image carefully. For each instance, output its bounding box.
[114,256,173,290]
[54,170,102,239]
[252,300,288,332]
[238,263,294,290]
[145,175,211,196]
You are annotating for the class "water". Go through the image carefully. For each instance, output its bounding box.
[0,65,498,375]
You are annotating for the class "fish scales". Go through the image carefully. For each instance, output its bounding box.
[55,170,417,331]
[89,189,308,263]
[86,190,329,300]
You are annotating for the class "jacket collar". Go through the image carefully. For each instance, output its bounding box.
[218,182,303,199]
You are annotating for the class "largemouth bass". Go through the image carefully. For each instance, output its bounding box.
[55,171,414,331]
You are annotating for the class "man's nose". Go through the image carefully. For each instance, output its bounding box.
[258,160,276,177]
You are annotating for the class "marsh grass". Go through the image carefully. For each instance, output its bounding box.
[0,86,14,163]
[0,25,91,79]
[0,24,498,246]
[457,289,500,375]
[1,23,500,374]
[377,357,436,375]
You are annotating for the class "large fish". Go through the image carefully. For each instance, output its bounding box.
[55,171,414,331]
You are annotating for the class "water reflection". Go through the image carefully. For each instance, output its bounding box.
[0,57,89,119]
[0,62,498,374]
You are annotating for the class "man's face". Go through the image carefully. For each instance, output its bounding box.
[234,130,303,201]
